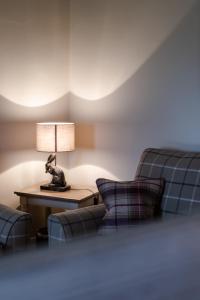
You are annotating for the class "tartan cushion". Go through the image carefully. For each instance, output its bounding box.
[135,148,200,215]
[96,178,164,232]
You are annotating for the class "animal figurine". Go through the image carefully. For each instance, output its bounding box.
[40,154,69,191]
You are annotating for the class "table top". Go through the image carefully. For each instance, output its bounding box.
[14,183,98,203]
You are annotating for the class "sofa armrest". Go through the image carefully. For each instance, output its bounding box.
[0,204,32,250]
[48,204,106,246]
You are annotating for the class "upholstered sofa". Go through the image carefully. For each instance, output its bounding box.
[0,204,32,251]
[48,148,200,245]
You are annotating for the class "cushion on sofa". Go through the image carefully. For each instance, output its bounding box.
[135,148,200,216]
[96,178,164,233]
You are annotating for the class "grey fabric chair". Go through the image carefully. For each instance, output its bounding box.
[0,204,32,250]
[48,148,200,245]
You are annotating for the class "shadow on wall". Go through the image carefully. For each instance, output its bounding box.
[0,120,96,173]
[68,1,200,182]
[70,0,198,101]
[0,122,44,173]
[75,123,95,149]
[0,122,35,151]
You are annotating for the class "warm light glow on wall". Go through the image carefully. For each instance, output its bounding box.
[68,164,119,185]
[0,161,48,207]
[0,158,68,207]
[1,82,69,107]
[0,0,69,107]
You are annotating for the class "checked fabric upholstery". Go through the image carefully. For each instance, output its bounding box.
[48,148,200,245]
[136,148,200,215]
[48,204,106,246]
[96,178,164,234]
[0,204,32,249]
[96,178,164,215]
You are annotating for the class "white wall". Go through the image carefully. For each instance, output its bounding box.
[68,0,200,185]
[1,0,200,207]
[0,0,70,207]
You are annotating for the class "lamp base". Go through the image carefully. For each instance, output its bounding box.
[40,184,71,192]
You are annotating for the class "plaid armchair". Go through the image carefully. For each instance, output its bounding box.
[135,148,200,216]
[48,148,200,245]
[0,204,32,250]
[48,204,106,246]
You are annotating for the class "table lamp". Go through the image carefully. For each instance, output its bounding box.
[36,122,75,192]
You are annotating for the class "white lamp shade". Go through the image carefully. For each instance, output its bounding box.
[36,122,75,152]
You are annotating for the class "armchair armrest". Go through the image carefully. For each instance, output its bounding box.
[48,204,106,246]
[0,204,32,250]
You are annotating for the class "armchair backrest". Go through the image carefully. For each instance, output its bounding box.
[135,148,200,215]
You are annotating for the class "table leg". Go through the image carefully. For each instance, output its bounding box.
[20,196,29,212]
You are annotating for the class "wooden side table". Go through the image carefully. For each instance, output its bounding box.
[14,184,99,211]
[14,184,99,235]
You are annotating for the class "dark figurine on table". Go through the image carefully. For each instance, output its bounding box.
[40,154,70,192]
